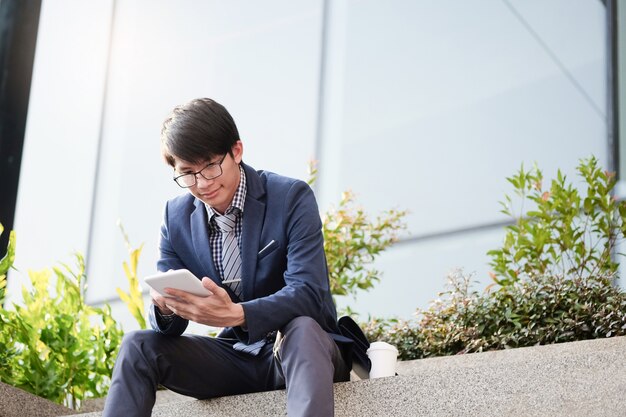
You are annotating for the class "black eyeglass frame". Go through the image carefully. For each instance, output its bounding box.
[172,153,228,188]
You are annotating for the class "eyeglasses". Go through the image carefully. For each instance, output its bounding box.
[173,154,228,188]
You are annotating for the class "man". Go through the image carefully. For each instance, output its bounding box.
[103,98,351,417]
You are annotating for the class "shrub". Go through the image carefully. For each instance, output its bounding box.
[0,223,16,306]
[323,190,407,298]
[363,269,626,360]
[0,226,123,409]
[307,162,407,299]
[364,157,626,359]
[488,156,626,285]
[116,221,147,329]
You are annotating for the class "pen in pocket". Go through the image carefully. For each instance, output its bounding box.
[258,240,276,255]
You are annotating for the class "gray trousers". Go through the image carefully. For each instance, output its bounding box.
[103,316,349,417]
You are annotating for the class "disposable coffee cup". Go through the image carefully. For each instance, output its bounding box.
[367,341,398,378]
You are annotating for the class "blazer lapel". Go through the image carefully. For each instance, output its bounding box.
[190,199,220,284]
[241,163,266,301]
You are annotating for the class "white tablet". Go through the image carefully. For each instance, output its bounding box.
[144,269,211,298]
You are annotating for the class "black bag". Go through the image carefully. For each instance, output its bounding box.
[337,316,371,379]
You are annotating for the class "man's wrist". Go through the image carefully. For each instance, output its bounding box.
[232,303,246,327]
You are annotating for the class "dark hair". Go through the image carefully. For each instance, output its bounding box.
[160,98,240,167]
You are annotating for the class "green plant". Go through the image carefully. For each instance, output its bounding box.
[0,253,123,409]
[307,162,407,299]
[0,223,16,305]
[363,269,626,360]
[0,224,17,385]
[363,157,626,359]
[488,156,626,285]
[116,221,147,329]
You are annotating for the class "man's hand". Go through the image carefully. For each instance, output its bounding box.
[163,278,246,328]
[150,287,174,315]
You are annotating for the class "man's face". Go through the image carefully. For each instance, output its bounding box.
[173,141,243,214]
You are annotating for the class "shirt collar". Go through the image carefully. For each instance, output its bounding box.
[205,164,247,221]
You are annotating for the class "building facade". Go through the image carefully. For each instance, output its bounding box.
[6,0,617,331]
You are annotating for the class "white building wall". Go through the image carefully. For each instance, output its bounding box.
[9,0,114,295]
[322,0,608,317]
[10,0,608,331]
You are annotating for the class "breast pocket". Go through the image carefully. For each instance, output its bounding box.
[257,239,279,261]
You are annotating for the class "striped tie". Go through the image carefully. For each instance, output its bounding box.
[214,212,242,299]
[233,339,267,356]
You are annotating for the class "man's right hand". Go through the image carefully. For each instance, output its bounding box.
[150,287,174,315]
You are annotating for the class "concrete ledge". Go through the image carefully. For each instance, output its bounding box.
[0,382,76,417]
[79,389,192,413]
[67,336,626,416]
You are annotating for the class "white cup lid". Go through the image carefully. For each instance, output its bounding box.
[367,341,398,354]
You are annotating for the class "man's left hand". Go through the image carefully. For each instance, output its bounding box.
[164,278,246,328]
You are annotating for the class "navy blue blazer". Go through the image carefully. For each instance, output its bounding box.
[148,162,343,344]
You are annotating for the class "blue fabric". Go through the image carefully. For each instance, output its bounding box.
[148,162,342,345]
[233,339,267,356]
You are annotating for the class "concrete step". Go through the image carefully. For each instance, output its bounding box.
[0,381,78,417]
[66,335,626,416]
